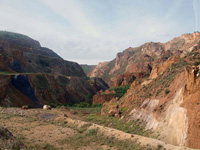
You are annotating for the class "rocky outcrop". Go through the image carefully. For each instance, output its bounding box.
[114,73,136,87]
[92,90,116,105]
[182,65,200,149]
[149,56,179,79]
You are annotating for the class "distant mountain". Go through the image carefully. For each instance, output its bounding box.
[81,64,96,75]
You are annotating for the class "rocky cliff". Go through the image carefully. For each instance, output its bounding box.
[89,32,200,87]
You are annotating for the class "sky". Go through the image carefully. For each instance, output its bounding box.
[0,0,199,65]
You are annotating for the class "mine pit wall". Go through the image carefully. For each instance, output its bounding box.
[182,65,200,149]
[156,86,188,146]
[129,86,188,147]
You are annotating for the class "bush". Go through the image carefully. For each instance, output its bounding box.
[91,104,102,107]
[73,102,90,108]
[121,107,128,113]
[110,85,130,98]
[165,89,170,95]
[39,60,49,67]
[194,61,200,66]
[86,94,92,105]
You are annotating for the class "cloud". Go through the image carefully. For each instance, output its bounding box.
[0,0,195,65]
[39,0,101,38]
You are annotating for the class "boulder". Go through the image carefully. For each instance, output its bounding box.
[21,105,29,109]
[43,105,51,110]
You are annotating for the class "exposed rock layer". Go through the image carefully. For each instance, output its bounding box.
[89,32,200,86]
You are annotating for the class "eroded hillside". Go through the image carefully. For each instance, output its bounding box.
[100,42,200,149]
[89,32,200,87]
[0,31,109,107]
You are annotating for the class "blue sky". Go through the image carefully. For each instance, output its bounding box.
[0,0,199,64]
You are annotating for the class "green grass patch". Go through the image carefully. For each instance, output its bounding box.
[85,113,150,136]
[121,107,128,113]
[102,85,130,98]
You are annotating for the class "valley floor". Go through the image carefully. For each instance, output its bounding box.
[0,107,195,150]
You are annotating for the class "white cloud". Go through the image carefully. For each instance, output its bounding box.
[39,0,101,38]
[0,0,195,65]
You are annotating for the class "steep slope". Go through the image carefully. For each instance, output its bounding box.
[101,44,200,149]
[89,32,200,86]
[0,73,108,107]
[0,31,108,107]
[0,31,85,77]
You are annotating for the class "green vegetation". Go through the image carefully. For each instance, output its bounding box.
[81,65,95,74]
[72,102,91,108]
[58,125,149,150]
[42,143,54,150]
[39,60,49,67]
[121,107,128,113]
[66,102,102,108]
[102,85,130,98]
[86,94,92,105]
[85,113,150,136]
[194,61,200,66]
[35,75,49,89]
[0,71,13,75]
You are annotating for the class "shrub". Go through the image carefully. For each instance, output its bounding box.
[91,104,102,107]
[194,61,200,66]
[110,85,130,98]
[86,94,92,105]
[39,60,49,67]
[121,107,128,113]
[165,89,170,95]
[73,102,90,108]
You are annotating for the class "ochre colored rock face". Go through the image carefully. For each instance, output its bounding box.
[182,65,200,149]
[100,40,200,149]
